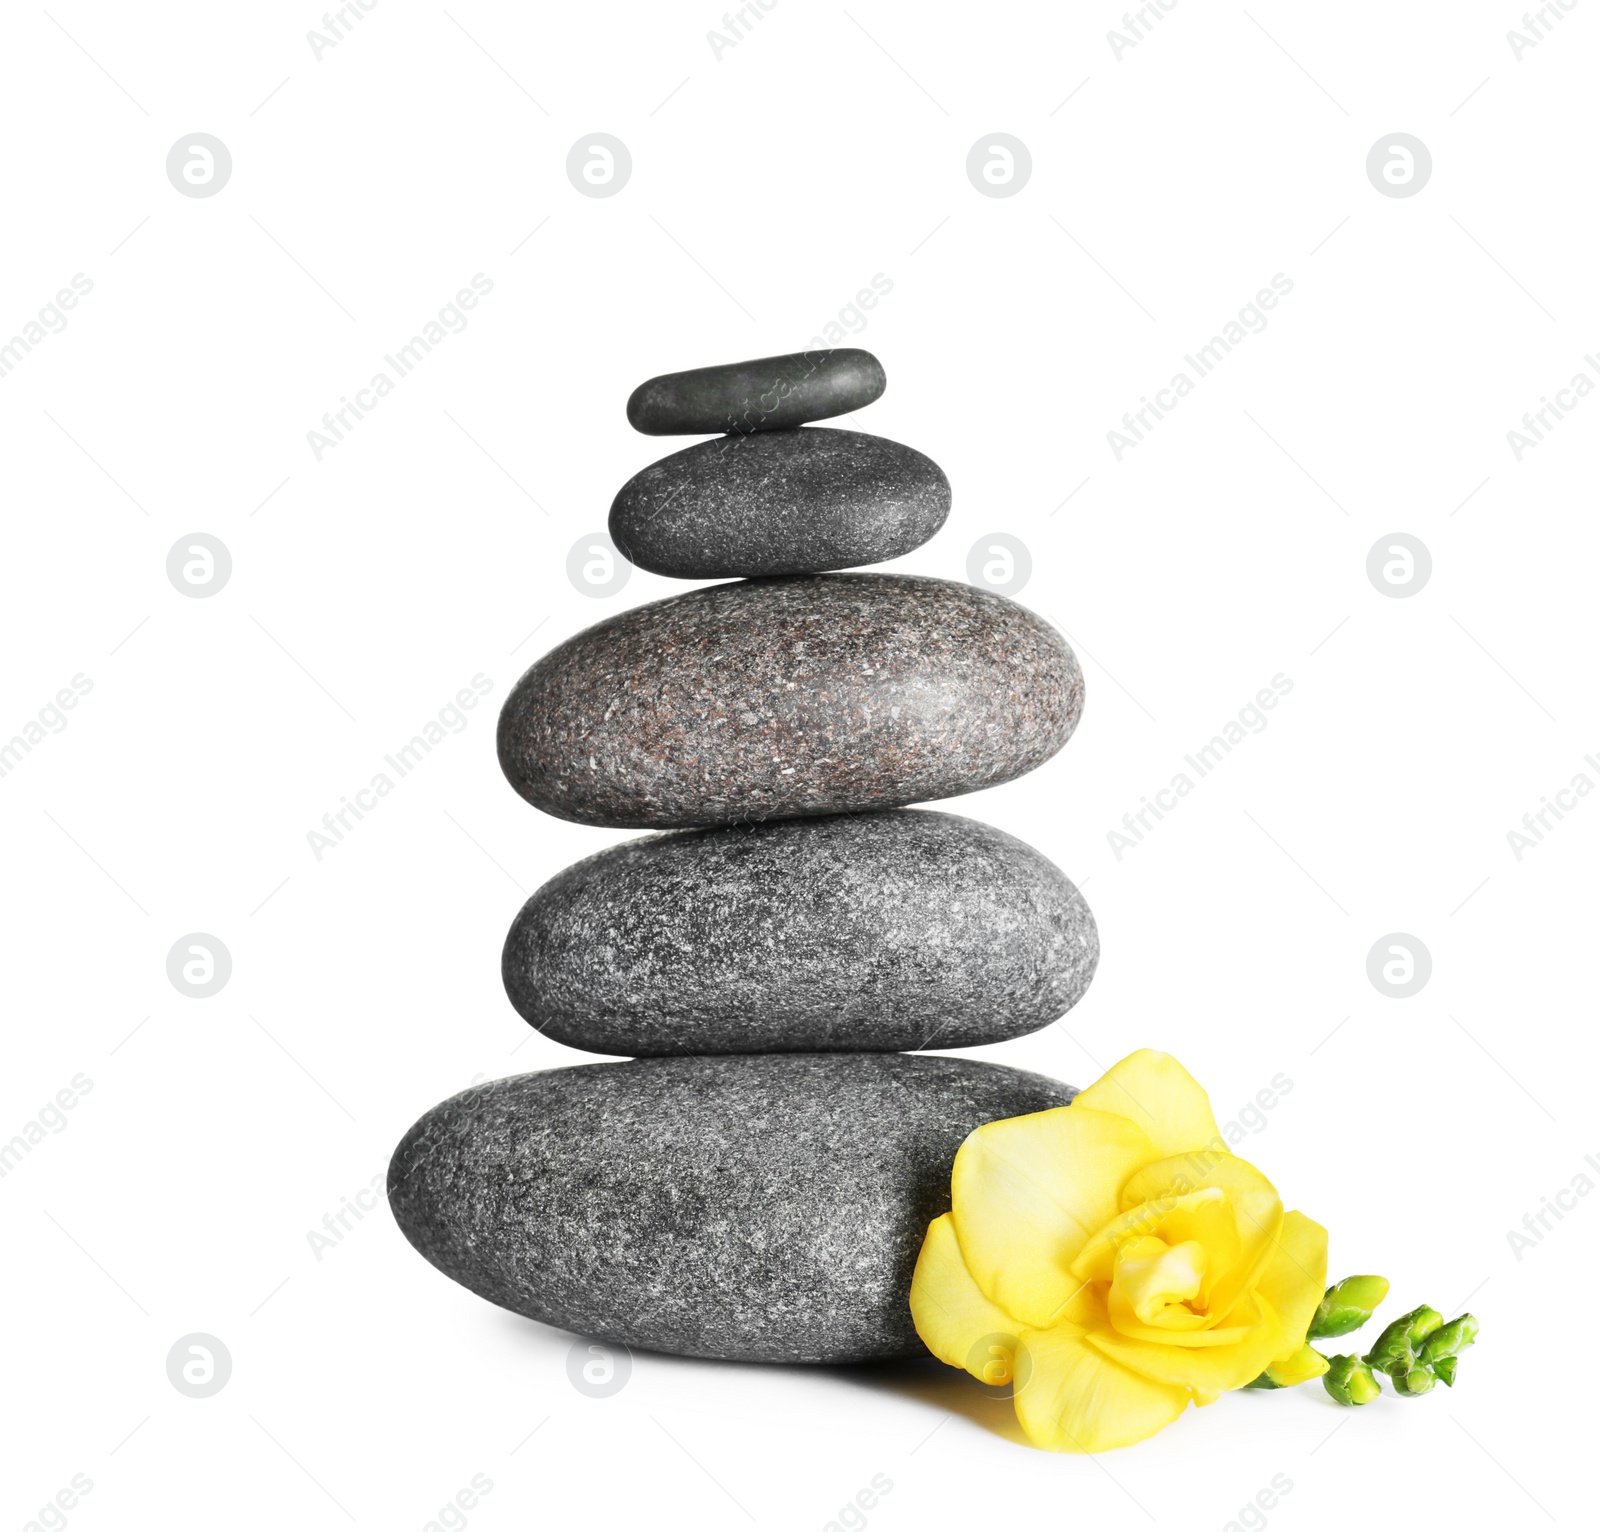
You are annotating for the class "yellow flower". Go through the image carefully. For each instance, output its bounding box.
[910,1049,1327,1453]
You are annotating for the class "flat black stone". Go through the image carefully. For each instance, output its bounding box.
[609,427,949,579]
[496,573,1083,830]
[626,349,885,436]
[502,809,1098,1055]
[387,1054,1077,1363]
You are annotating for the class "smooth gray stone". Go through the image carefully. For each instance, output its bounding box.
[626,349,885,435]
[502,809,1098,1055]
[387,1054,1077,1363]
[497,573,1083,830]
[609,427,949,579]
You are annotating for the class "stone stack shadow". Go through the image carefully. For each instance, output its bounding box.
[388,350,1097,1364]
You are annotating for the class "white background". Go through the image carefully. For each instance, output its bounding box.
[2,3,1594,1528]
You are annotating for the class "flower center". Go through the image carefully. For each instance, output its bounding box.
[1112,1235,1211,1328]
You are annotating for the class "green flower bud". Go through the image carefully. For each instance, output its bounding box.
[1364,1305,1443,1373]
[1388,1360,1436,1397]
[1323,1354,1381,1406]
[1417,1313,1478,1387]
[1420,1313,1479,1367]
[1308,1275,1391,1340]
[1407,1306,1444,1346]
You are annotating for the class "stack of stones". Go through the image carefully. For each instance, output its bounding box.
[388,351,1096,1364]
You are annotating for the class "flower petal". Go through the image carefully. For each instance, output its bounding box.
[1070,1050,1223,1160]
[909,1214,1021,1383]
[1088,1289,1289,1400]
[1256,1210,1329,1359]
[1104,1283,1263,1348]
[1112,1236,1206,1326]
[1264,1341,1330,1387]
[1012,1325,1192,1453]
[1070,1186,1241,1307]
[951,1105,1154,1328]
[1118,1151,1284,1323]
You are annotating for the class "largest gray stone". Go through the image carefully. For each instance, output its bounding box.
[609,427,950,579]
[497,573,1083,829]
[386,1054,1077,1363]
[502,809,1098,1055]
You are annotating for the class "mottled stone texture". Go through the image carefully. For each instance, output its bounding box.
[502,809,1098,1055]
[387,1054,1077,1362]
[609,428,950,580]
[497,574,1083,829]
[626,349,886,436]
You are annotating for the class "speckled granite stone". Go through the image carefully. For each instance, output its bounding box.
[386,1054,1077,1362]
[502,809,1098,1055]
[497,573,1083,829]
[626,349,886,436]
[609,428,950,579]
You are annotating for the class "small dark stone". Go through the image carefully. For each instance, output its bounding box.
[626,348,886,436]
[502,809,1098,1055]
[386,1054,1077,1362]
[497,573,1083,830]
[609,427,950,579]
